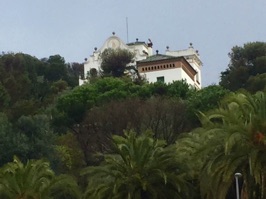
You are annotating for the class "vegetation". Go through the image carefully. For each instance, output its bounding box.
[0,156,80,199]
[176,91,266,199]
[100,48,135,77]
[0,41,266,198]
[220,42,266,92]
[0,113,56,166]
[81,131,194,199]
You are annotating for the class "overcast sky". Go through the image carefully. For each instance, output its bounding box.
[1,0,266,86]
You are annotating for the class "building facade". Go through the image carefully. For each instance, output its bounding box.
[79,32,152,85]
[80,33,202,89]
[137,44,202,89]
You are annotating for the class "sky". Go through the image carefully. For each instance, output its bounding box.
[1,0,266,87]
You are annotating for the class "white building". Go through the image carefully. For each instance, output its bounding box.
[137,44,202,89]
[79,32,152,85]
[80,33,202,89]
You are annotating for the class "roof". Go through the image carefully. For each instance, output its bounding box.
[137,54,197,74]
[127,41,146,46]
[137,54,179,63]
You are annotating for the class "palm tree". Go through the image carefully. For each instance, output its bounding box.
[0,156,81,199]
[81,131,195,199]
[175,128,206,196]
[185,91,266,198]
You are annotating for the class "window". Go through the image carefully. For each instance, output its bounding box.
[196,71,200,84]
[157,76,165,83]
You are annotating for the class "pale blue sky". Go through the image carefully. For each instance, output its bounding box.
[1,0,266,86]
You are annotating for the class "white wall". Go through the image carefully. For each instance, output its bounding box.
[80,35,203,89]
[81,35,149,85]
[166,48,202,88]
[143,68,183,84]
[180,69,195,85]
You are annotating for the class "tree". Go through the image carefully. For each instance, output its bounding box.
[81,131,194,199]
[0,156,80,199]
[0,113,57,166]
[0,53,75,120]
[71,62,84,78]
[187,85,229,128]
[0,53,32,105]
[44,55,67,82]
[88,68,98,83]
[0,83,10,110]
[41,54,80,88]
[54,78,199,165]
[0,113,28,166]
[55,132,85,177]
[67,62,84,86]
[100,48,135,77]
[246,73,266,93]
[16,114,56,161]
[55,77,197,129]
[220,42,266,91]
[55,77,143,126]
[167,80,195,99]
[182,91,266,198]
[73,97,191,165]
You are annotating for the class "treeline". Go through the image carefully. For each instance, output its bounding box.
[0,42,266,198]
[0,53,83,120]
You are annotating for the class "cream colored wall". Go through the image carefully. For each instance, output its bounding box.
[166,48,202,88]
[81,35,149,85]
[80,35,202,89]
[142,68,183,84]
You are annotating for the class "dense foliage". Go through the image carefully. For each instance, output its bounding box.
[0,53,81,120]
[177,91,266,198]
[81,131,195,199]
[220,42,266,92]
[100,48,135,77]
[0,156,80,199]
[0,40,265,198]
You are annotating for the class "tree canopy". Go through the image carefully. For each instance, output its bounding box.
[81,131,195,199]
[220,42,266,92]
[177,91,266,198]
[0,52,80,120]
[2,40,266,198]
[0,156,80,199]
[100,48,135,77]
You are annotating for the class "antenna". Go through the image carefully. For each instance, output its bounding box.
[126,17,129,43]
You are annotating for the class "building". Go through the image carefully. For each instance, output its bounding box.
[79,32,152,85]
[137,44,202,89]
[80,33,202,89]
